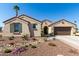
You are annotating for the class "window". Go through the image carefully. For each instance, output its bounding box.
[10,23,22,33]
[33,24,37,29]
[14,23,20,32]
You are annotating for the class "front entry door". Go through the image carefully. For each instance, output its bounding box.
[44,26,48,35]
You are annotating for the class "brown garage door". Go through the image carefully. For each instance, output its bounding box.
[54,27,71,35]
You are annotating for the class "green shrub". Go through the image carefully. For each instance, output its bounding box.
[31,45,37,48]
[25,45,28,47]
[0,35,2,40]
[9,36,14,40]
[38,41,41,43]
[33,38,37,41]
[41,31,44,37]
[22,34,29,40]
[4,49,12,53]
[44,38,47,42]
[48,43,56,46]
[29,44,32,46]
[9,42,14,45]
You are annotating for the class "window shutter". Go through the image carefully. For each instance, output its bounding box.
[19,23,22,33]
[10,23,14,33]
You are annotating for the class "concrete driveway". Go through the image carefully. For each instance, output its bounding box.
[48,36,79,50]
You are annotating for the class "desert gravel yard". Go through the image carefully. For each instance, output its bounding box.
[0,37,79,56]
[19,40,79,56]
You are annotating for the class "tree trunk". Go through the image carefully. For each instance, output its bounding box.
[16,10,18,17]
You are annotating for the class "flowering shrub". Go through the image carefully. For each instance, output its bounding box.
[12,46,27,55]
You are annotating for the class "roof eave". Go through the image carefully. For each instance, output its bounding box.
[18,14,41,23]
[48,19,77,27]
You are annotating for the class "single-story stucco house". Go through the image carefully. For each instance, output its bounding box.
[0,14,78,37]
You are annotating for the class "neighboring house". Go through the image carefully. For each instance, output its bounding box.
[3,14,41,37]
[48,19,77,36]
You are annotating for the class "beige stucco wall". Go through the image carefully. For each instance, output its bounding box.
[49,20,76,36]
[48,27,52,34]
[71,27,76,36]
[0,32,2,36]
[3,18,30,37]
[19,15,41,37]
[33,23,41,36]
[42,21,52,29]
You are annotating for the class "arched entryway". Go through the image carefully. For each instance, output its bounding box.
[43,26,48,35]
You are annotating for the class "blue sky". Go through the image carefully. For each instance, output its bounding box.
[0,3,79,29]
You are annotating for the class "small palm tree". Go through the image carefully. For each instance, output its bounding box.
[13,5,20,17]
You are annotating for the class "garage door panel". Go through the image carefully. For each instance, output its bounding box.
[55,31,70,35]
[54,27,71,35]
